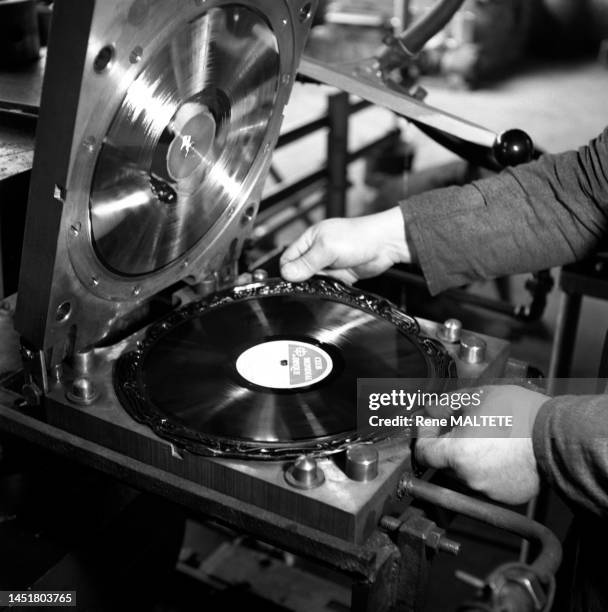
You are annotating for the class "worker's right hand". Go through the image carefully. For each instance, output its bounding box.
[280,206,414,284]
[415,385,548,505]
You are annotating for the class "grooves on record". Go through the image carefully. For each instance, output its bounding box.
[114,277,456,459]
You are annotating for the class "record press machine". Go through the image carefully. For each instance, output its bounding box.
[0,0,561,610]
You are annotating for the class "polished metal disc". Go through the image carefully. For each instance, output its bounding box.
[90,5,280,276]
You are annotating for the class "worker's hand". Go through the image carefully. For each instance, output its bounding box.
[280,207,414,284]
[415,385,549,505]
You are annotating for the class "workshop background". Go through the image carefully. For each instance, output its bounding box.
[1,0,607,610]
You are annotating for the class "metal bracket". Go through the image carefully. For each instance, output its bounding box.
[20,341,49,405]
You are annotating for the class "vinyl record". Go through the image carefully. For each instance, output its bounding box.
[89,5,280,276]
[115,278,455,459]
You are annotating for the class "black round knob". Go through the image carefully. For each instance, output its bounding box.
[493,129,534,167]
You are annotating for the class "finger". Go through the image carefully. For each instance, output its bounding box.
[415,436,453,470]
[280,227,315,266]
[319,269,358,285]
[416,420,442,439]
[281,235,335,282]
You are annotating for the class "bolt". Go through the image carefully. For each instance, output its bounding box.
[380,514,461,555]
[129,46,143,64]
[438,536,461,556]
[437,318,462,343]
[285,455,325,490]
[66,377,99,406]
[380,515,402,532]
[455,570,485,590]
[252,269,269,283]
[51,364,63,383]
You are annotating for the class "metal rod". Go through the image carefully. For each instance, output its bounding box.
[277,116,329,149]
[261,130,401,218]
[326,92,349,218]
[401,477,562,578]
[548,292,582,385]
[252,198,324,244]
[277,100,371,150]
[299,56,497,149]
[385,268,518,316]
[260,169,327,212]
[394,0,465,55]
[393,0,410,33]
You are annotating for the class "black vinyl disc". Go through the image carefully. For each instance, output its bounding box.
[115,278,455,459]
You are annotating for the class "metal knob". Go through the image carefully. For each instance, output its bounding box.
[252,269,269,283]
[459,334,487,364]
[437,318,462,343]
[66,376,99,406]
[285,455,325,490]
[345,445,379,482]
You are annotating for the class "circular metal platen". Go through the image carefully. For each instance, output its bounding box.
[115,278,456,460]
[89,5,280,276]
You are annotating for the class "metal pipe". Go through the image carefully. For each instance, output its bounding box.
[395,0,466,56]
[393,0,410,33]
[547,292,582,385]
[276,100,371,150]
[384,268,551,322]
[400,477,562,578]
[252,197,324,244]
[260,130,401,217]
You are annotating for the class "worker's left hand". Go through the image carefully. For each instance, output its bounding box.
[415,385,549,505]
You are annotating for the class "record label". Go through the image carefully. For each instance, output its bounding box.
[235,340,333,390]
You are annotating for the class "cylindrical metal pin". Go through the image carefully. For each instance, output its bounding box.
[285,455,325,490]
[459,334,487,364]
[345,445,379,482]
[66,376,99,406]
[437,318,462,343]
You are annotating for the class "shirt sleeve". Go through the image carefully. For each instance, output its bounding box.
[533,395,608,517]
[400,127,608,295]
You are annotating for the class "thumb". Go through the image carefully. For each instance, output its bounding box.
[281,231,334,282]
[415,436,453,470]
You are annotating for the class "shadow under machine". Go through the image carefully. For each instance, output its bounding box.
[0,0,561,610]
